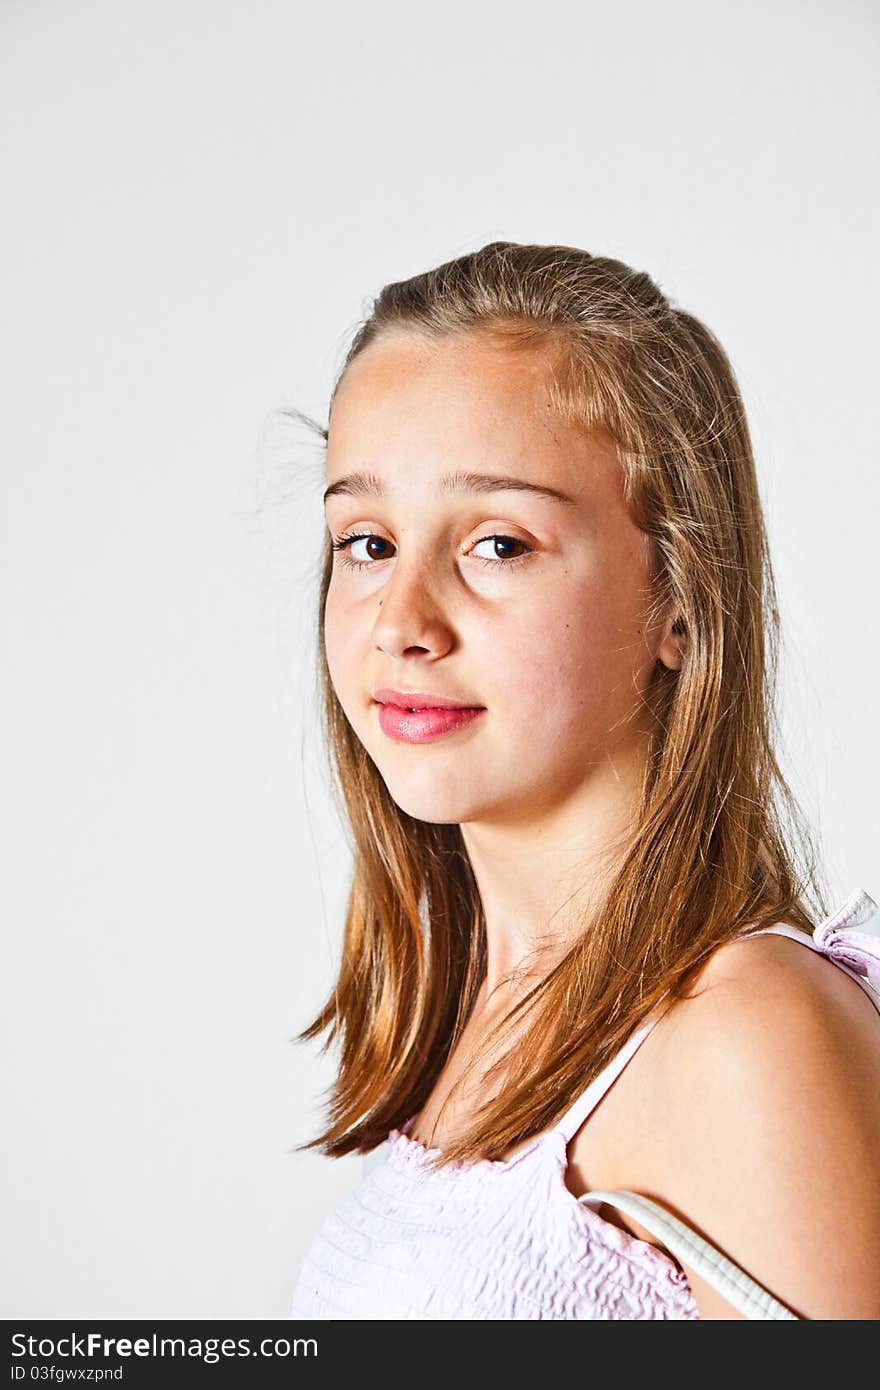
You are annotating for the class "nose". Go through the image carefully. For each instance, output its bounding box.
[370,561,456,661]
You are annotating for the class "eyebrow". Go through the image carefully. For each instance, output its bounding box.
[322,468,577,508]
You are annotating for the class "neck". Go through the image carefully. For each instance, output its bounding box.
[459,736,647,995]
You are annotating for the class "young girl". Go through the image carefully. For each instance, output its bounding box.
[287,242,880,1320]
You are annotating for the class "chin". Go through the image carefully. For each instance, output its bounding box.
[375,768,496,827]
[381,789,481,826]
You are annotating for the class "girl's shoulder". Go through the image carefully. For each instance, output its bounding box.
[637,923,880,1317]
[670,921,880,1074]
[652,920,880,1190]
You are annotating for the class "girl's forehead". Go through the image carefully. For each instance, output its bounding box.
[327,337,621,504]
[333,328,560,405]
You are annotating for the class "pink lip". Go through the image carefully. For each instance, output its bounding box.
[376,702,486,744]
[373,688,482,710]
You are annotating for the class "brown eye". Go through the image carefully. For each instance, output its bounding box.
[330,533,394,569]
[470,535,534,567]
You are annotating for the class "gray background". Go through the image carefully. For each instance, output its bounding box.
[2,0,877,1318]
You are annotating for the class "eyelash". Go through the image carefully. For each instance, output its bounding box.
[330,532,535,571]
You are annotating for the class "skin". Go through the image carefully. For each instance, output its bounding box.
[322,328,880,1319]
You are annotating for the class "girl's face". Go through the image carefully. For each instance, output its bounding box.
[323,330,678,828]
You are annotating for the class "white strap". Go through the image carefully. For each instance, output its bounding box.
[554,1016,662,1142]
[578,1189,798,1320]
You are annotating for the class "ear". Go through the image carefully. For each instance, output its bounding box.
[656,614,686,671]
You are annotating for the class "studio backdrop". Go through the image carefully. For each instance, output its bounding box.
[2,0,877,1318]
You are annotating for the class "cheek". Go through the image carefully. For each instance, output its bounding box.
[323,590,363,707]
[494,577,649,741]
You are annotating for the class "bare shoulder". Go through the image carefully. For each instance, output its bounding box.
[645,931,880,1318]
[668,930,880,1078]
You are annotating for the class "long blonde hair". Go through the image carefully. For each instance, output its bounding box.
[291,241,827,1168]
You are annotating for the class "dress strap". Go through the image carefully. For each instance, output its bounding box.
[554,1011,666,1143]
[577,1189,798,1319]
